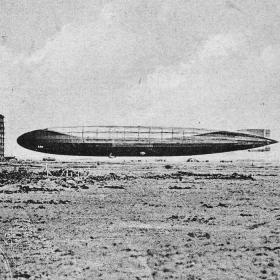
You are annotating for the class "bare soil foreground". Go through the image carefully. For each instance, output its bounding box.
[0,160,279,280]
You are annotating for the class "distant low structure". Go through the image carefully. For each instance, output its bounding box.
[248,146,271,152]
[0,114,4,159]
[42,157,56,162]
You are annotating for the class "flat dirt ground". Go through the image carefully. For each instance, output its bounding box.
[0,159,279,280]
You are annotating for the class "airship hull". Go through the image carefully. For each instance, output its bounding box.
[16,142,267,157]
[17,126,277,157]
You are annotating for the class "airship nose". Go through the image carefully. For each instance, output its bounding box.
[17,131,37,149]
[17,134,25,147]
[17,132,29,148]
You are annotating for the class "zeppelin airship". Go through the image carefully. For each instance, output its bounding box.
[17,126,277,157]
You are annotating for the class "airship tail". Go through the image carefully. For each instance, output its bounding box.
[237,129,271,138]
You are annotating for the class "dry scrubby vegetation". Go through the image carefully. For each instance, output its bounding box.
[0,167,255,189]
[0,160,279,280]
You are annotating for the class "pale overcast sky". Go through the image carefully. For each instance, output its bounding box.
[0,0,279,158]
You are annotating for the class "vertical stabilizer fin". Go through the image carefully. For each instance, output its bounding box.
[237,129,270,138]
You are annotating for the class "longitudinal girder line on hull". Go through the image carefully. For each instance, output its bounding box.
[43,126,215,144]
[17,126,278,157]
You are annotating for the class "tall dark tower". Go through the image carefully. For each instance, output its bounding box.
[0,114,4,158]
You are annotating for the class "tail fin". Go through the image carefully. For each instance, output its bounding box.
[237,129,271,138]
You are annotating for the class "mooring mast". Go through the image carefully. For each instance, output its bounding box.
[0,114,4,159]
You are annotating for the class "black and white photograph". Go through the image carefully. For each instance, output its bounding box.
[0,1,280,279]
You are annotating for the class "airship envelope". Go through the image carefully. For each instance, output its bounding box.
[17,126,277,157]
